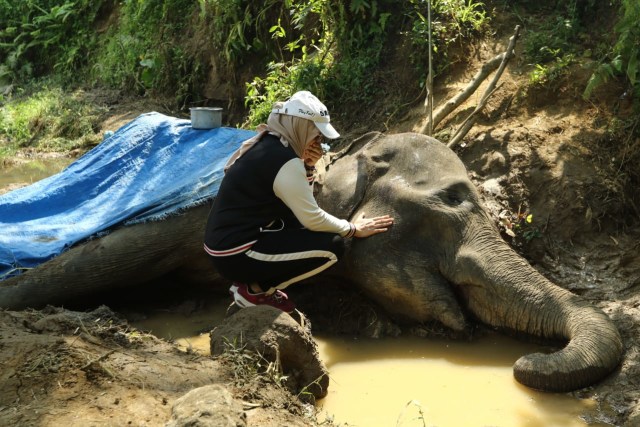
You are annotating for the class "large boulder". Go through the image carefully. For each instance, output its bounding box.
[210,306,329,400]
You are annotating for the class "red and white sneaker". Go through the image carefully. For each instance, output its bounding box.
[229,282,296,313]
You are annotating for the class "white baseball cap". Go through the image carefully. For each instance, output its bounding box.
[272,91,340,139]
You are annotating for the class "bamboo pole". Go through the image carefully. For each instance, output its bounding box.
[424,0,434,136]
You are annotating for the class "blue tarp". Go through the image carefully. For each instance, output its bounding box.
[0,112,256,279]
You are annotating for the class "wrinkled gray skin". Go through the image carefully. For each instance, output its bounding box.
[0,132,623,392]
[315,132,623,392]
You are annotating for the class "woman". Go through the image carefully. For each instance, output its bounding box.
[204,91,393,313]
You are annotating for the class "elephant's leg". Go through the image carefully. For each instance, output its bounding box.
[356,270,467,332]
[406,274,467,331]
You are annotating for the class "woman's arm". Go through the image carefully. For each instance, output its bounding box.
[273,159,353,236]
[274,159,393,238]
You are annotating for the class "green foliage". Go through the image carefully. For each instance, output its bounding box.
[317,0,396,111]
[505,0,599,88]
[198,0,298,66]
[242,0,330,126]
[0,83,104,158]
[90,0,200,102]
[0,0,206,105]
[412,0,488,41]
[335,0,393,54]
[1,0,493,122]
[584,0,640,103]
[245,59,328,126]
[0,0,104,84]
[242,0,390,126]
[522,15,580,64]
[504,0,638,104]
[406,0,489,84]
[244,0,490,128]
[91,0,323,105]
[529,53,576,86]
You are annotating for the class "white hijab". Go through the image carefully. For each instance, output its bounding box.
[224,104,320,172]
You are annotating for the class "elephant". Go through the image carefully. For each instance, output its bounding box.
[314,131,623,392]
[0,131,622,393]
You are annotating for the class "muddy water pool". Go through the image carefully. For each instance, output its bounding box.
[0,157,72,193]
[315,335,605,426]
[129,299,608,427]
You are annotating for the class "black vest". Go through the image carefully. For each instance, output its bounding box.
[204,134,298,251]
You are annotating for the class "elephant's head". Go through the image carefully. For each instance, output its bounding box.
[316,132,623,392]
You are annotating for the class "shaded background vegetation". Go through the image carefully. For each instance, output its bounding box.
[1,0,639,185]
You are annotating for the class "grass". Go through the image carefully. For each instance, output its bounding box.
[0,81,105,161]
[218,335,289,388]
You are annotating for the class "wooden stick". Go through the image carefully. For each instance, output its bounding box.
[446,84,501,148]
[447,25,521,148]
[424,0,434,136]
[421,25,521,137]
[420,54,503,135]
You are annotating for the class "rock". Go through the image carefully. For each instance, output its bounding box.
[480,178,504,197]
[210,306,329,399]
[626,404,640,427]
[28,305,122,334]
[166,384,246,427]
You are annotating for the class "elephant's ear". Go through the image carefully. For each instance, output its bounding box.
[315,132,383,219]
[331,131,382,162]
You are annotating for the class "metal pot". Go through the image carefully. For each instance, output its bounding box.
[190,107,223,129]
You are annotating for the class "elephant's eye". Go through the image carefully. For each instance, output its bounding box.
[439,181,471,206]
[445,190,463,205]
[369,147,394,164]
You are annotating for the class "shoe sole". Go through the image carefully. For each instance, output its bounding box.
[229,285,294,313]
[229,285,256,309]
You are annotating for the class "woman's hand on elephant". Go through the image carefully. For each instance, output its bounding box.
[353,212,394,238]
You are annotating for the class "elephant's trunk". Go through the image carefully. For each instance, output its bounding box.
[448,239,623,392]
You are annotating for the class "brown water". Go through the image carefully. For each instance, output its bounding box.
[2,162,607,427]
[0,157,72,193]
[315,335,605,427]
[130,298,228,353]
[128,300,606,427]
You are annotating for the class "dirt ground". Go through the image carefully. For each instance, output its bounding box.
[2,14,640,427]
[0,305,314,426]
